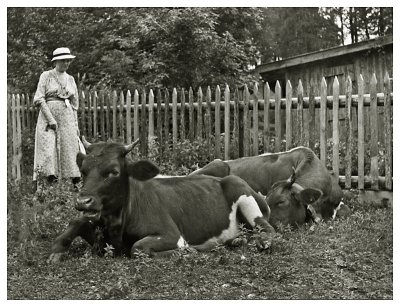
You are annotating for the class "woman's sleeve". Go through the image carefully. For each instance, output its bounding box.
[33,72,57,125]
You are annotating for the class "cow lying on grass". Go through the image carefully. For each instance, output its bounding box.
[191,146,349,228]
[49,139,275,262]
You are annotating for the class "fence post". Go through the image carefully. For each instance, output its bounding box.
[332,76,340,176]
[214,85,221,158]
[133,90,139,142]
[105,91,111,140]
[87,91,93,139]
[243,85,250,156]
[308,82,316,150]
[297,80,304,147]
[164,89,170,145]
[80,91,87,137]
[126,90,132,144]
[197,87,203,139]
[224,84,230,160]
[93,91,98,140]
[274,81,281,152]
[148,89,155,139]
[357,74,365,190]
[370,73,379,190]
[99,91,106,141]
[252,83,259,155]
[21,94,26,131]
[263,82,271,153]
[119,91,124,142]
[157,89,163,146]
[140,90,147,156]
[112,90,117,141]
[285,80,292,150]
[181,88,186,140]
[172,88,178,149]
[384,72,392,190]
[206,86,213,158]
[320,77,327,164]
[233,86,240,159]
[345,75,353,189]
[26,93,31,130]
[188,87,194,142]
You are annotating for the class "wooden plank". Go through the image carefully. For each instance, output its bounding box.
[370,73,379,190]
[188,87,194,141]
[93,91,98,140]
[157,89,163,145]
[148,89,155,138]
[11,95,17,179]
[233,86,240,159]
[214,85,221,158]
[7,94,12,146]
[274,81,281,152]
[206,86,212,157]
[26,93,31,130]
[243,84,250,156]
[172,88,178,149]
[332,76,340,176]
[133,90,139,142]
[87,90,93,139]
[285,80,292,150]
[357,74,365,189]
[112,90,117,141]
[197,87,203,139]
[252,83,259,155]
[105,92,111,140]
[180,88,186,140]
[119,91,124,142]
[383,72,392,190]
[99,91,105,141]
[263,82,271,153]
[126,90,132,144]
[297,80,305,147]
[224,84,230,160]
[80,91,87,137]
[140,90,147,156]
[345,75,353,189]
[320,77,327,164]
[20,94,26,131]
[308,80,316,149]
[15,94,22,180]
[164,89,170,145]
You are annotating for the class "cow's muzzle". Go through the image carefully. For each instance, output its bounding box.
[75,196,102,220]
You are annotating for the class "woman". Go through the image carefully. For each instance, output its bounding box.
[33,47,81,190]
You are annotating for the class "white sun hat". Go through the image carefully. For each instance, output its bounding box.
[51,47,76,62]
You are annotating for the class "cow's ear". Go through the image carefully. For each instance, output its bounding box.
[76,152,86,168]
[296,188,323,204]
[128,160,160,181]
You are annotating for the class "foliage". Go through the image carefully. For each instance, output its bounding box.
[7,7,392,93]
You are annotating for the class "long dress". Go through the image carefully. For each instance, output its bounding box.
[33,68,81,181]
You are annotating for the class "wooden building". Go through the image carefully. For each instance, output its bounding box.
[255,35,393,97]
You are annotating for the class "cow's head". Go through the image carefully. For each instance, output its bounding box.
[75,137,159,221]
[266,168,323,228]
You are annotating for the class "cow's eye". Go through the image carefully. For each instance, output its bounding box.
[108,169,120,177]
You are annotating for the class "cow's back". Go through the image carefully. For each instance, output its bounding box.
[227,147,331,196]
[124,176,236,246]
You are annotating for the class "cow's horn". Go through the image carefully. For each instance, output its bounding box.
[123,139,140,153]
[81,136,91,149]
[287,166,296,185]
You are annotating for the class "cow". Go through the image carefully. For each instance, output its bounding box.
[190,146,349,228]
[48,139,275,262]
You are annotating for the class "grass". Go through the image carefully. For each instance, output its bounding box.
[7,174,392,300]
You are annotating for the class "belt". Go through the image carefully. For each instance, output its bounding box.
[47,97,72,108]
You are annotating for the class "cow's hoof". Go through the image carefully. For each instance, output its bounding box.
[48,252,64,263]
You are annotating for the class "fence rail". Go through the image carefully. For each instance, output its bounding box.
[8,72,393,191]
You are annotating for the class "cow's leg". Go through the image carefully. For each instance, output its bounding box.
[49,217,97,263]
[236,194,275,250]
[130,232,181,257]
